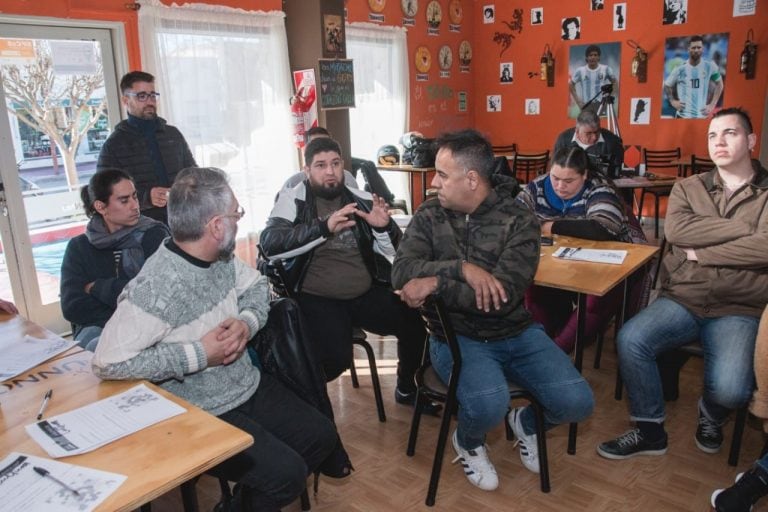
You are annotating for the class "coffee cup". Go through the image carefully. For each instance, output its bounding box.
[638,164,646,176]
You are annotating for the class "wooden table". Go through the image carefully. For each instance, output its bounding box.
[0,321,253,512]
[534,236,659,453]
[376,164,434,203]
[613,175,679,189]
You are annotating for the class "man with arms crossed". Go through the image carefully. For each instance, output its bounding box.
[392,129,594,491]
[598,108,768,460]
[664,36,724,119]
[93,167,337,510]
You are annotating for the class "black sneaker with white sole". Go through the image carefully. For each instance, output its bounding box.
[597,428,668,460]
[695,408,724,454]
[394,387,443,416]
[711,465,768,511]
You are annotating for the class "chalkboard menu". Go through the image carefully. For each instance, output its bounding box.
[318,59,355,110]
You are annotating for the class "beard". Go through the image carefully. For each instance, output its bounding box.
[309,180,344,200]
[217,228,237,261]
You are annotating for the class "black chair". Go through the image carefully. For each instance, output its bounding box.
[405,297,550,506]
[351,157,408,214]
[512,150,549,184]
[690,154,715,176]
[257,247,386,422]
[637,148,681,239]
[614,237,749,467]
[491,143,517,155]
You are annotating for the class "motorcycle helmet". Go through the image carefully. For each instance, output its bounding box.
[377,145,400,166]
[400,131,425,149]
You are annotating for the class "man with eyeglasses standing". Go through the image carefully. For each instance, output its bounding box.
[98,71,196,224]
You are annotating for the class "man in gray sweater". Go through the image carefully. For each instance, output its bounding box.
[93,167,337,511]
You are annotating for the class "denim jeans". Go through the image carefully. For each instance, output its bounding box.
[430,323,594,450]
[617,297,758,424]
[75,325,102,351]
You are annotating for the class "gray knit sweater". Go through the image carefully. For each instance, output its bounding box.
[92,242,270,416]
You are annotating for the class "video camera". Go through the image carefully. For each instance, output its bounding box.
[587,153,620,179]
[600,83,614,94]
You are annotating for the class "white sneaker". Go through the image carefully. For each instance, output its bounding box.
[508,407,540,474]
[451,430,499,491]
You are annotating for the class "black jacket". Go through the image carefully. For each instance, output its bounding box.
[97,116,196,222]
[553,127,624,175]
[260,182,402,296]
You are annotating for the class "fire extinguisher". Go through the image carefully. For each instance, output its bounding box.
[291,93,309,148]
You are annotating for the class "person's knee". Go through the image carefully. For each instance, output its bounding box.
[259,453,308,508]
[461,387,510,426]
[710,380,753,411]
[544,379,595,424]
[616,321,653,361]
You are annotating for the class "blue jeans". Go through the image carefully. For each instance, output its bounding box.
[75,325,102,351]
[430,323,594,450]
[617,297,758,424]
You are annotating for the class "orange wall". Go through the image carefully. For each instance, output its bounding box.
[471,0,768,158]
[4,0,765,157]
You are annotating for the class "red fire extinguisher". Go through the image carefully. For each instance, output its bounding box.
[291,92,309,148]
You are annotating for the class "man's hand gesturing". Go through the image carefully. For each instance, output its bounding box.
[355,194,391,228]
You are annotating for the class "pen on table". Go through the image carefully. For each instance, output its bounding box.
[570,247,582,257]
[36,389,52,420]
[33,466,81,497]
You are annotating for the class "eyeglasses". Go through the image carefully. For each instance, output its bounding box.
[219,205,245,221]
[124,91,160,102]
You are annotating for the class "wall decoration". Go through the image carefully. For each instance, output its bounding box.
[493,9,524,56]
[733,0,757,16]
[318,59,355,110]
[662,33,728,119]
[500,62,513,83]
[662,0,688,25]
[439,45,453,77]
[415,45,432,81]
[483,5,495,24]
[630,97,651,124]
[525,98,541,115]
[531,7,543,25]
[561,17,581,40]
[458,91,468,112]
[613,4,626,31]
[322,14,345,58]
[426,1,442,30]
[591,0,605,10]
[449,0,463,25]
[487,94,502,112]
[459,40,472,71]
[368,0,386,13]
[568,42,620,119]
[401,0,418,17]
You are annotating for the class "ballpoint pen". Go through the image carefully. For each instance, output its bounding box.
[36,389,52,420]
[33,466,81,497]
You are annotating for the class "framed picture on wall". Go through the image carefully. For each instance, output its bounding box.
[567,42,620,119]
[322,14,345,58]
[661,33,728,119]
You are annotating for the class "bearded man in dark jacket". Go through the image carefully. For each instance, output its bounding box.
[260,137,437,414]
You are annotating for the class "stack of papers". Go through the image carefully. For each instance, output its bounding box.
[0,319,76,382]
[553,247,627,265]
[0,452,125,511]
[26,384,186,458]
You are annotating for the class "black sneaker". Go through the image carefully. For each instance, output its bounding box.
[711,466,768,511]
[395,387,443,417]
[597,428,668,460]
[696,408,724,454]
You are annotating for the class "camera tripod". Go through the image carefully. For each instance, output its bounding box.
[582,87,621,139]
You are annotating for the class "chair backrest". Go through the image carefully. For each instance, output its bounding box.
[643,148,681,176]
[513,150,550,184]
[419,297,462,376]
[351,157,396,204]
[492,143,517,156]
[690,155,715,175]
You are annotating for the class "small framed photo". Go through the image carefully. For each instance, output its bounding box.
[531,7,543,25]
[483,4,495,24]
[630,97,651,124]
[500,62,513,83]
[591,0,605,10]
[525,98,540,115]
[487,94,501,112]
[322,14,345,58]
[613,3,627,31]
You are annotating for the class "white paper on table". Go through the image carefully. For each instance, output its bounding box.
[0,452,126,512]
[552,247,627,265]
[0,317,76,382]
[25,384,186,458]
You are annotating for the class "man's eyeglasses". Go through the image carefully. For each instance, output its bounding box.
[220,205,245,221]
[124,91,160,102]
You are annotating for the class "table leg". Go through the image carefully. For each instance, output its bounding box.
[614,279,629,401]
[568,293,588,455]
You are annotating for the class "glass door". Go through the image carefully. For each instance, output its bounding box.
[0,23,121,333]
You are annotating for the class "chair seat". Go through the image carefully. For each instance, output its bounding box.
[421,366,529,399]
